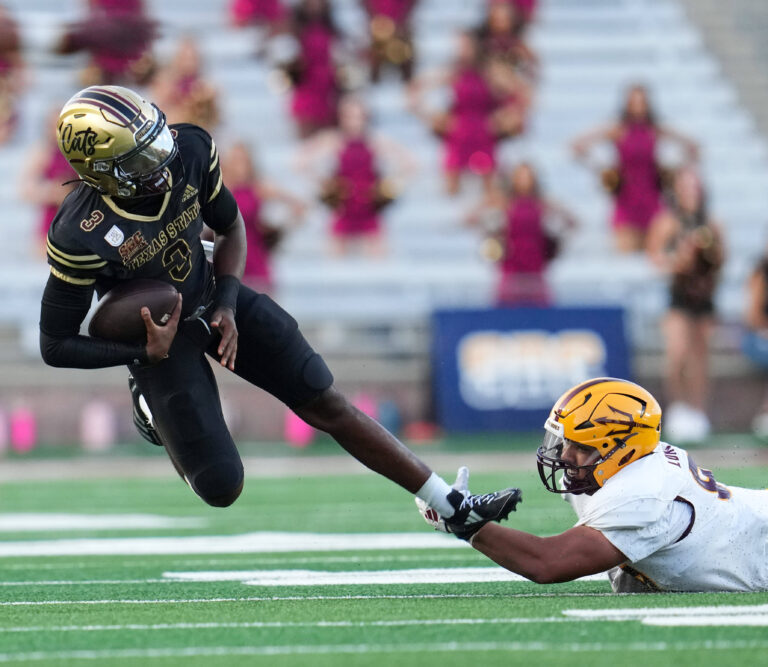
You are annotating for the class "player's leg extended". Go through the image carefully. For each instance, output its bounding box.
[295,386,433,492]
[131,319,244,507]
[214,287,430,491]
[216,287,519,528]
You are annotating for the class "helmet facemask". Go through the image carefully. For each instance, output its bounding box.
[537,420,599,495]
[90,105,178,198]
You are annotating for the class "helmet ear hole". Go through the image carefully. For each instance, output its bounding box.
[618,449,636,467]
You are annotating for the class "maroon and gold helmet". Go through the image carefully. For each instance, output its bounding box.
[537,377,662,495]
[57,85,177,197]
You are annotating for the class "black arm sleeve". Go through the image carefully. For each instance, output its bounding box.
[201,184,239,232]
[39,273,149,369]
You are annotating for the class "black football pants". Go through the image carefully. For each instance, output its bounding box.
[129,284,334,506]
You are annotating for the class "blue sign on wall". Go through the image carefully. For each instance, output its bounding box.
[431,307,630,432]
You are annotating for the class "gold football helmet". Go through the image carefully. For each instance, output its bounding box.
[57,85,177,197]
[537,377,662,495]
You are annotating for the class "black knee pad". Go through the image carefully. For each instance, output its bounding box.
[191,460,244,508]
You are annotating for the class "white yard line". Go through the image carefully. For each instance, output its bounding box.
[0,514,204,532]
[0,532,462,557]
[0,567,606,587]
[0,592,619,607]
[0,554,476,571]
[644,616,768,627]
[565,604,768,618]
[0,579,169,587]
[0,617,574,633]
[0,640,767,662]
[565,604,768,627]
[164,567,607,586]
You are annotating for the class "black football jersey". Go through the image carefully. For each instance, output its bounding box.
[46,123,229,318]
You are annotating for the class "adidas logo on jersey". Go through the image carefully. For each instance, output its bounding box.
[182,184,198,202]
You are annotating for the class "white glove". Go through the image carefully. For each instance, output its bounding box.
[415,466,470,533]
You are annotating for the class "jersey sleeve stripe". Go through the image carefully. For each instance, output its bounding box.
[47,251,107,270]
[209,151,220,172]
[47,243,107,269]
[49,266,96,286]
[46,239,103,262]
[210,139,217,158]
[49,254,107,270]
[206,171,223,203]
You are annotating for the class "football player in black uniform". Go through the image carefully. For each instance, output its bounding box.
[40,85,520,535]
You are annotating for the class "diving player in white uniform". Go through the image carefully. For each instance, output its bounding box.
[417,377,768,592]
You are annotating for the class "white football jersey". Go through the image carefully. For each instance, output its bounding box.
[565,442,768,592]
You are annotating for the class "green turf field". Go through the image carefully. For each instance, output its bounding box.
[0,462,766,666]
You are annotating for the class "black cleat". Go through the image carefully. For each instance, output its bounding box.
[128,375,163,447]
[444,487,522,540]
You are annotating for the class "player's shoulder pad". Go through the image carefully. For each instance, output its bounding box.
[172,123,214,153]
[47,185,98,247]
[576,447,685,530]
[46,186,107,284]
[171,123,219,173]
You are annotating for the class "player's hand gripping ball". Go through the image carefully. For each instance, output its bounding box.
[88,279,180,344]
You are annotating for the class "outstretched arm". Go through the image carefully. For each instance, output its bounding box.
[465,187,507,227]
[544,198,578,231]
[406,68,451,122]
[470,522,626,584]
[658,126,699,163]
[373,134,420,187]
[571,124,619,162]
[258,182,308,225]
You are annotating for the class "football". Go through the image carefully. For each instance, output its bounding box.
[88,279,179,343]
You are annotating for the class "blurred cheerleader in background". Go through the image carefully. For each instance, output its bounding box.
[364,0,417,83]
[467,162,576,306]
[152,36,220,130]
[647,167,724,442]
[219,142,307,293]
[55,0,157,87]
[298,96,416,256]
[285,0,343,138]
[572,84,698,253]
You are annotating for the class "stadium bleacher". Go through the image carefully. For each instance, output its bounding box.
[1,0,767,368]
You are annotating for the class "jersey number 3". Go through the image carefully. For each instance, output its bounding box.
[688,456,732,500]
[162,239,192,282]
